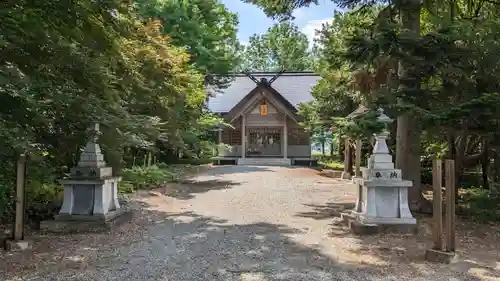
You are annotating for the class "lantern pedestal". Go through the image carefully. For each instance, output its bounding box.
[342,110,417,234]
[41,124,131,233]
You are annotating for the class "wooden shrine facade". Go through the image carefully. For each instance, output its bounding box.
[209,72,316,161]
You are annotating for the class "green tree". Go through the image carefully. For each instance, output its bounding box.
[239,21,313,71]
[135,0,241,87]
[0,0,220,222]
[324,1,500,204]
[243,0,428,211]
[298,101,328,155]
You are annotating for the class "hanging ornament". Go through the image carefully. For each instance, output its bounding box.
[260,100,268,116]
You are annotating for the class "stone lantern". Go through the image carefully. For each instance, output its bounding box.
[41,124,128,232]
[342,109,417,234]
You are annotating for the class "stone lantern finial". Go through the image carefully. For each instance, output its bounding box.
[377,108,392,124]
[92,123,100,142]
[372,108,392,155]
[77,123,106,168]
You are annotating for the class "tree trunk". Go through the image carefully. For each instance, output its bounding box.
[395,0,427,213]
[481,138,489,189]
[321,141,325,156]
[454,134,468,202]
[348,144,354,174]
[396,115,425,210]
[345,139,353,174]
[454,149,464,202]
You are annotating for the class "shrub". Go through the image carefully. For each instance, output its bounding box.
[25,182,63,223]
[0,183,15,224]
[459,188,500,222]
[121,164,181,191]
[0,160,63,224]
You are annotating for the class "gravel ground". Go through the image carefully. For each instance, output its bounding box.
[2,165,499,281]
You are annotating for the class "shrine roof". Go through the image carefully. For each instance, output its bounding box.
[206,72,320,113]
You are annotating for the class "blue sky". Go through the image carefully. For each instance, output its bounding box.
[221,0,342,46]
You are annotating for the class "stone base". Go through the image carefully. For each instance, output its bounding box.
[346,218,418,235]
[341,172,352,180]
[348,220,379,235]
[359,215,417,226]
[40,208,132,234]
[425,249,457,264]
[3,239,33,252]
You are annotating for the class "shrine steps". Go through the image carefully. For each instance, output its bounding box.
[237,158,291,166]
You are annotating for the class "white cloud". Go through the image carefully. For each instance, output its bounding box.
[301,18,332,47]
[292,8,306,20]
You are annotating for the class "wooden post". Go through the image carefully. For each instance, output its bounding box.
[308,130,312,167]
[355,138,362,177]
[445,159,456,252]
[432,159,443,250]
[147,152,152,167]
[241,115,246,159]
[343,138,349,173]
[217,129,222,156]
[425,158,456,263]
[347,140,354,174]
[13,154,27,241]
[341,137,352,179]
[283,115,288,159]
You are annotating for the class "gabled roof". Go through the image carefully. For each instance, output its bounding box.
[224,82,299,122]
[207,72,320,113]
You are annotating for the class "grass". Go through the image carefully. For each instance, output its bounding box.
[311,150,322,156]
[321,160,344,170]
[311,151,345,171]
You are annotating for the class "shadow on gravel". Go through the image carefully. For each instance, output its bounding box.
[162,179,242,200]
[120,206,495,281]
[295,202,355,220]
[4,208,366,281]
[297,200,500,280]
[3,200,498,281]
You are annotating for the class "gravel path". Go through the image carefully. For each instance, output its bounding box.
[3,165,499,281]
